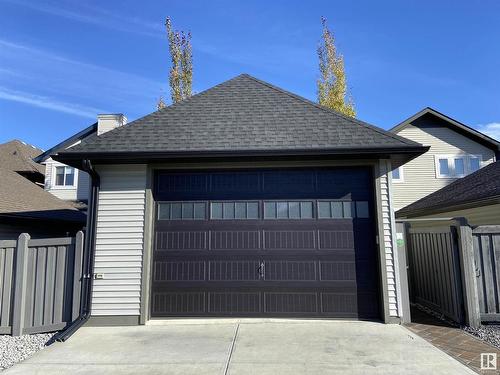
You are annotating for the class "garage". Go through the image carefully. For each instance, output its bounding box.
[151,167,381,319]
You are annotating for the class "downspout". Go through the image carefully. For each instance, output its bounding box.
[53,159,100,342]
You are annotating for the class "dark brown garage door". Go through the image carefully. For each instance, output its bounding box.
[151,168,380,319]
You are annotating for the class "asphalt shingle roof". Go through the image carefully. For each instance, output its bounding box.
[0,168,86,222]
[0,140,45,175]
[397,161,500,217]
[61,74,423,156]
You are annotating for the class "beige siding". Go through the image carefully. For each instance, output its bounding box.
[379,160,399,317]
[412,204,500,226]
[393,124,495,210]
[43,158,90,201]
[92,165,147,316]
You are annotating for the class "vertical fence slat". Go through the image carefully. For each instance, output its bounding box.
[53,246,66,324]
[12,233,30,336]
[0,248,14,328]
[481,235,496,314]
[43,246,56,325]
[33,247,47,329]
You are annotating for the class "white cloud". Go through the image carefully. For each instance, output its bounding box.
[0,39,164,114]
[3,0,163,38]
[0,87,104,118]
[477,123,500,141]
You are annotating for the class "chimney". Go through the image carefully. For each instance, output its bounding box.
[97,114,127,136]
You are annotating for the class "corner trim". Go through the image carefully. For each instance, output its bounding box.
[140,166,155,325]
[374,162,392,323]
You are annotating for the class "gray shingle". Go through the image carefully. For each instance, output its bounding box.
[62,74,423,155]
[0,140,45,174]
[0,168,86,222]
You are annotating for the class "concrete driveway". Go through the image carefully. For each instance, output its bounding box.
[5,320,475,375]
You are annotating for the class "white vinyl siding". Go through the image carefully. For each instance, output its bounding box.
[92,165,147,316]
[392,124,496,210]
[43,158,90,201]
[380,160,399,317]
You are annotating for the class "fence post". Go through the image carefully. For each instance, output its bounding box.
[396,222,412,323]
[454,218,481,328]
[72,231,84,321]
[11,233,30,336]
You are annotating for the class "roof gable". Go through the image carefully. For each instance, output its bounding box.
[0,140,45,175]
[391,107,500,151]
[58,74,424,158]
[0,168,86,222]
[34,122,97,163]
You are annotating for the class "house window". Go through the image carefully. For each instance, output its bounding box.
[435,155,482,178]
[454,158,465,176]
[55,166,75,186]
[469,157,480,173]
[392,167,403,183]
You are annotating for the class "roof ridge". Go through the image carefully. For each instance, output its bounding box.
[242,74,419,147]
[89,75,250,142]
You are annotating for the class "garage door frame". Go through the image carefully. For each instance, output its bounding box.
[139,159,395,324]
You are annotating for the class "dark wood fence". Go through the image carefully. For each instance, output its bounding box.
[407,227,464,323]
[403,220,500,327]
[0,232,83,336]
[473,226,500,322]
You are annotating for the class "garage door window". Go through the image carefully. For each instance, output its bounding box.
[318,201,369,219]
[158,202,206,220]
[264,201,313,219]
[211,201,259,219]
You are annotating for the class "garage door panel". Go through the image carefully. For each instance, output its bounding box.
[152,292,206,315]
[263,230,316,250]
[210,230,261,250]
[209,260,261,281]
[156,231,207,251]
[154,261,206,281]
[264,260,317,281]
[318,230,355,250]
[209,292,261,314]
[264,292,318,313]
[320,261,356,281]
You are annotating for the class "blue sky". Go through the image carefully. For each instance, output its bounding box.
[1,0,499,150]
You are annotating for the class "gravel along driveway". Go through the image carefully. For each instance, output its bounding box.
[0,333,54,371]
[465,325,500,349]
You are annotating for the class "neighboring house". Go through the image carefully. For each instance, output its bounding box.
[0,139,45,185]
[390,107,500,211]
[397,160,500,226]
[54,74,427,326]
[34,115,127,210]
[0,168,85,239]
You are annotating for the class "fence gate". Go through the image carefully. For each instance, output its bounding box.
[0,232,84,336]
[407,226,464,323]
[473,226,500,322]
